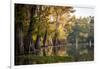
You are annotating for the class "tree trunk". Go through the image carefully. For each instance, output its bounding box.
[24,5,37,55]
[15,23,24,55]
[43,30,47,56]
[34,34,41,55]
[75,36,79,61]
[89,40,92,48]
[75,36,78,50]
[53,34,57,55]
[15,4,25,56]
[53,13,59,56]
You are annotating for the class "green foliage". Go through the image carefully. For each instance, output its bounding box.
[15,4,94,65]
[15,55,74,65]
[68,16,92,43]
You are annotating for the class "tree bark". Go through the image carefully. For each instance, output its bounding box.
[75,36,78,50]
[53,12,59,56]
[15,4,25,56]
[24,5,37,55]
[34,34,41,55]
[43,30,47,56]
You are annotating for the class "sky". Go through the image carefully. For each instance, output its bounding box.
[73,7,94,18]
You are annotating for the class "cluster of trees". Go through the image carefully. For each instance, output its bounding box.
[68,16,94,46]
[67,16,94,60]
[15,4,76,57]
[15,4,94,60]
